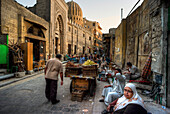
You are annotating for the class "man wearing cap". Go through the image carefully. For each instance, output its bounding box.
[44,54,63,104]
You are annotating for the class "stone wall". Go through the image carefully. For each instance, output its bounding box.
[1,0,49,58]
[114,19,126,68]
[122,0,169,106]
[138,0,151,70]
[30,0,50,22]
[125,7,140,67]
[168,6,170,107]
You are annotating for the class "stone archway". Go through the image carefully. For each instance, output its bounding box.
[55,15,64,54]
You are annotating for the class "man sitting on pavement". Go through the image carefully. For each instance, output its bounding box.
[99,69,126,106]
[123,62,141,80]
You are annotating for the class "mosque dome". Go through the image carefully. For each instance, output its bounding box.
[67,1,83,26]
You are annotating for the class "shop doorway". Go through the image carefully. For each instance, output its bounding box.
[55,37,58,54]
[74,45,77,54]
[68,44,71,54]
[83,46,85,54]
[27,39,45,61]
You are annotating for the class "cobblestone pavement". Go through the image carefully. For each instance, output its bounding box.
[0,73,96,114]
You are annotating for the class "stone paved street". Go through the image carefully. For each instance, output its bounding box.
[0,73,96,114]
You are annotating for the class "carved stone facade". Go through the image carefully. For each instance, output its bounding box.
[28,0,99,56]
[28,0,68,57]
[66,1,93,55]
[67,21,93,55]
[67,1,83,26]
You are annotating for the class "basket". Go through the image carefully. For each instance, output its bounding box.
[71,89,84,102]
[82,65,97,70]
[82,65,98,77]
[65,67,82,76]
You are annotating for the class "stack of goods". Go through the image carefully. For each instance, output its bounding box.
[66,61,79,67]
[82,60,96,66]
[71,89,84,102]
[65,62,82,76]
[82,60,98,77]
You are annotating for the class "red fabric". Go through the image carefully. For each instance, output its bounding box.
[129,80,150,84]
[141,53,152,79]
[110,98,119,106]
[129,53,152,84]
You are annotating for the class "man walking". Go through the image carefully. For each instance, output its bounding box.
[44,54,63,104]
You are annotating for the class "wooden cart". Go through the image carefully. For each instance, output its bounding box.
[65,65,98,101]
[66,74,96,96]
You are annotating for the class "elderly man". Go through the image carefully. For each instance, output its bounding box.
[44,54,63,104]
[99,69,126,106]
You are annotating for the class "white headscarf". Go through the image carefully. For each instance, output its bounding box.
[114,83,146,112]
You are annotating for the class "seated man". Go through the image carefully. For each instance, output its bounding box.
[99,69,126,106]
[107,65,116,84]
[100,58,107,70]
[123,62,141,80]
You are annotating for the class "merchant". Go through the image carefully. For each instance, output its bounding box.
[123,62,141,80]
[79,54,85,64]
[99,69,126,106]
[44,54,63,104]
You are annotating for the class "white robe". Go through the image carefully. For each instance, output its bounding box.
[102,73,126,105]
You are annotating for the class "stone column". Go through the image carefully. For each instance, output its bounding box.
[18,14,25,44]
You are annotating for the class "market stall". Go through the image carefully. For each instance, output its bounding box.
[65,60,98,102]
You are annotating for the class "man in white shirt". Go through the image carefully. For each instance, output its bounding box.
[123,62,141,80]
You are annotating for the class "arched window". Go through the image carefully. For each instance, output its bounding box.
[27,26,45,38]
[38,29,45,38]
[27,27,33,34]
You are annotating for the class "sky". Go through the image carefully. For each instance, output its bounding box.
[15,0,144,33]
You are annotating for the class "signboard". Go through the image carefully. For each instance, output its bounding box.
[0,34,8,65]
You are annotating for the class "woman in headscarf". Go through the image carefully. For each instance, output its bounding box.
[107,83,147,114]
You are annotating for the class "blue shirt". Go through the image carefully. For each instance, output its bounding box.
[79,57,85,64]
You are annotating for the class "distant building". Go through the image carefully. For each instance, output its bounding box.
[103,28,116,60]
[83,18,103,55]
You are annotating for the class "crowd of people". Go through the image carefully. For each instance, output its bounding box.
[65,53,110,66]
[97,59,146,114]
